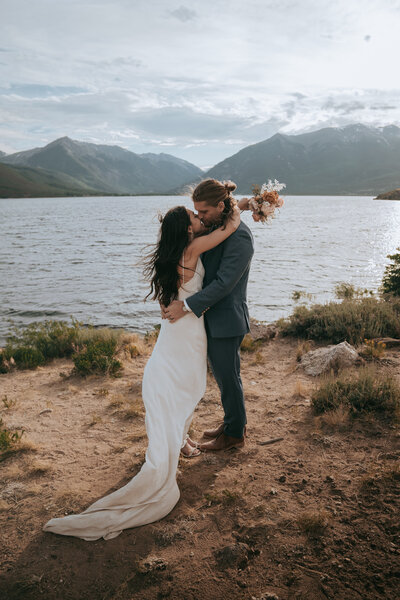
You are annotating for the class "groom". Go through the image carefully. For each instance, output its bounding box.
[163,180,254,451]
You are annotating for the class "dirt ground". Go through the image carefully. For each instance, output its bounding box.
[0,333,399,600]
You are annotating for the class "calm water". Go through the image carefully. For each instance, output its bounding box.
[1,195,399,345]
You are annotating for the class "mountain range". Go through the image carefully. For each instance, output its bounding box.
[0,137,202,197]
[207,124,400,195]
[1,124,400,197]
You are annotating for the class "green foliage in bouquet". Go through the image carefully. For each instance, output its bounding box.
[381,248,400,296]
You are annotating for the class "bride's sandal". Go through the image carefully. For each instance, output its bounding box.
[180,441,201,458]
[186,436,200,449]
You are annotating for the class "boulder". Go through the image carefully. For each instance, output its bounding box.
[300,341,360,376]
[249,318,278,341]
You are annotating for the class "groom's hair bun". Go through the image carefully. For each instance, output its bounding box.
[190,178,237,206]
[223,180,237,194]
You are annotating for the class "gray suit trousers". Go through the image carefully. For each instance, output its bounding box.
[206,327,246,439]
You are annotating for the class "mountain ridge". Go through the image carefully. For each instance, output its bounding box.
[205,124,400,195]
[1,124,400,197]
[1,137,203,195]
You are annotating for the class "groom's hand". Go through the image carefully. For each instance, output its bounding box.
[164,300,186,323]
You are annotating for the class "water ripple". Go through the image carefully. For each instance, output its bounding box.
[1,194,400,344]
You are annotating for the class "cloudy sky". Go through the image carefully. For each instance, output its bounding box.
[1,0,400,167]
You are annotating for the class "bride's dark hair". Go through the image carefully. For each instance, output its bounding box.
[143,206,191,307]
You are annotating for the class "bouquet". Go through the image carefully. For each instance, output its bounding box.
[246,179,285,223]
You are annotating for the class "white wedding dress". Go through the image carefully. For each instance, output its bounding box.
[43,259,207,541]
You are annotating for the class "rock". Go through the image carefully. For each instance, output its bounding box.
[300,341,360,376]
[137,556,168,574]
[250,318,278,341]
[214,543,249,570]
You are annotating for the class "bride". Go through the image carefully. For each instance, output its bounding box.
[43,192,241,541]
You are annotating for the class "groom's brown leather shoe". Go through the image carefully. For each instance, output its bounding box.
[203,423,247,439]
[199,433,244,452]
[203,422,225,439]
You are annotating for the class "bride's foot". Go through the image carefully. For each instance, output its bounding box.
[180,440,201,458]
[186,436,199,449]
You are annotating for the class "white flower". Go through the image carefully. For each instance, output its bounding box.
[261,179,286,193]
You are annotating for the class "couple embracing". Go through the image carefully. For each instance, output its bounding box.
[43,178,254,541]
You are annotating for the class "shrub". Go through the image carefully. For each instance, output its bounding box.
[280,297,400,345]
[72,336,122,376]
[2,320,126,373]
[0,418,25,458]
[311,367,400,417]
[0,351,9,374]
[381,248,400,296]
[3,319,81,369]
[334,282,373,300]
[144,324,161,344]
[360,339,386,360]
[240,334,261,352]
[11,346,46,369]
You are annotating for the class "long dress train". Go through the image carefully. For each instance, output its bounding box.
[43,259,206,541]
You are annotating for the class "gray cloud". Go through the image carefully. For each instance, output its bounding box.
[0,0,399,164]
[168,5,197,22]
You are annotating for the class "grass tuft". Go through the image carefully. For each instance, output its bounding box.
[297,510,330,537]
[0,418,25,461]
[241,334,262,352]
[311,366,400,417]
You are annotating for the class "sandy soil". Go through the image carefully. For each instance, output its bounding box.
[0,334,399,600]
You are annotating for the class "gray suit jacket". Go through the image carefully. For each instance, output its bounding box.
[186,221,254,338]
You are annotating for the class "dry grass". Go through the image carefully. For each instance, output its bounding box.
[293,379,308,399]
[54,490,85,515]
[317,405,350,430]
[203,489,241,507]
[241,334,262,352]
[1,395,16,409]
[360,462,400,490]
[250,351,264,365]
[95,387,109,397]
[0,499,10,511]
[154,517,195,547]
[120,398,144,420]
[0,439,38,462]
[297,510,330,537]
[25,459,51,477]
[87,414,103,427]
[108,395,125,410]
[296,341,311,362]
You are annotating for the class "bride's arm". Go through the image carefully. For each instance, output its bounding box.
[185,205,240,260]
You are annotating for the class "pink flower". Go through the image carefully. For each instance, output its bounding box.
[261,204,275,217]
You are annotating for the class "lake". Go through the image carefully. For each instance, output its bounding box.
[1,195,399,345]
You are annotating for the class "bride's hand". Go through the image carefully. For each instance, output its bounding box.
[237,197,250,211]
[229,203,241,230]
